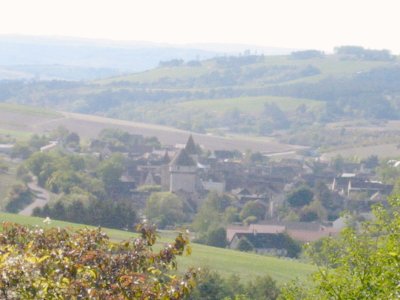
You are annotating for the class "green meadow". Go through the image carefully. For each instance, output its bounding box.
[0,212,315,283]
[178,95,323,115]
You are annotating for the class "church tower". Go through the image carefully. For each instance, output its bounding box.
[169,149,197,193]
[184,134,198,162]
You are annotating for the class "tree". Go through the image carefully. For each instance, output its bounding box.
[11,142,32,159]
[286,186,314,208]
[145,192,185,228]
[245,276,280,300]
[362,155,379,169]
[0,222,196,299]
[206,227,227,248]
[281,196,400,299]
[97,154,124,196]
[4,184,32,213]
[240,201,266,220]
[192,192,231,234]
[189,269,229,300]
[65,132,80,146]
[240,201,267,221]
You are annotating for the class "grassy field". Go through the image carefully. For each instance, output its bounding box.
[0,103,64,141]
[178,95,323,115]
[0,102,300,154]
[0,128,32,140]
[0,103,62,118]
[102,55,394,86]
[322,143,400,160]
[0,212,315,283]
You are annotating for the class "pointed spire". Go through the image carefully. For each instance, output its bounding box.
[170,149,196,167]
[185,135,197,155]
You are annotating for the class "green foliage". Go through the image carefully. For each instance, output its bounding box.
[0,212,316,284]
[10,134,50,159]
[136,185,162,193]
[28,134,49,150]
[362,154,379,169]
[299,200,326,222]
[286,186,314,208]
[0,222,196,299]
[378,160,400,184]
[145,192,186,228]
[281,196,400,299]
[190,269,280,300]
[240,200,267,221]
[205,227,227,248]
[189,269,230,300]
[16,165,31,183]
[34,198,137,230]
[4,184,32,213]
[97,154,125,196]
[192,192,231,234]
[245,276,281,300]
[65,131,80,146]
[11,142,33,159]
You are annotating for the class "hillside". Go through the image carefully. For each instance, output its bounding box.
[1,47,400,142]
[0,212,315,283]
[0,103,300,153]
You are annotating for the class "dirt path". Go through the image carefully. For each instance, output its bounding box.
[19,180,50,216]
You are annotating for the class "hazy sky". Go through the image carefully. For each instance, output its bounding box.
[1,0,399,52]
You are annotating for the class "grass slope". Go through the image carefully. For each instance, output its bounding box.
[178,95,322,115]
[102,55,394,86]
[0,103,63,141]
[0,212,315,283]
[0,103,62,118]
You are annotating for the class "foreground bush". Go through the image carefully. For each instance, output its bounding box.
[280,196,400,299]
[0,222,196,299]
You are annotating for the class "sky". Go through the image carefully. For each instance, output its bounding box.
[1,0,399,53]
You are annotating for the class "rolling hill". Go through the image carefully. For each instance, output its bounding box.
[1,48,399,142]
[0,103,301,153]
[0,212,315,283]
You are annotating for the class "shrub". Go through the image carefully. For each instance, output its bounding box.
[0,222,196,299]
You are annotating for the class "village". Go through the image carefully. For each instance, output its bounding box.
[0,129,395,257]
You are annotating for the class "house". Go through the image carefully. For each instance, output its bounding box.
[332,174,393,198]
[227,222,340,245]
[226,224,286,242]
[227,224,294,256]
[230,232,290,256]
[348,181,393,197]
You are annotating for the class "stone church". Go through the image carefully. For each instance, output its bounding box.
[161,135,201,194]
